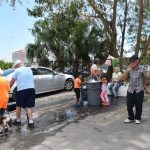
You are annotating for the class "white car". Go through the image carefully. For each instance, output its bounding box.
[3,66,74,101]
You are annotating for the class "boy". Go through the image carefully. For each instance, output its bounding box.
[0,76,10,133]
[74,73,84,107]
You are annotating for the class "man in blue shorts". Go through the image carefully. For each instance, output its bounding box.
[10,60,35,128]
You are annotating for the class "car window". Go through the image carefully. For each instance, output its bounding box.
[38,68,54,75]
[31,68,39,75]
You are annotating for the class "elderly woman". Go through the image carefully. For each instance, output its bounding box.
[90,58,101,81]
[108,67,123,98]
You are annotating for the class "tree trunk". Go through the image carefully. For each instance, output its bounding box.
[88,0,118,57]
[135,0,144,54]
[110,0,117,56]
[140,35,150,60]
[120,0,128,70]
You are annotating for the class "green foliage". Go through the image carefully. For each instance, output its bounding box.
[0,60,13,70]
[26,0,108,69]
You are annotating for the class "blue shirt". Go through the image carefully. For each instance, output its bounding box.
[12,66,35,91]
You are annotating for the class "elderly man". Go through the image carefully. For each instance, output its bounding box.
[121,54,147,124]
[10,60,35,128]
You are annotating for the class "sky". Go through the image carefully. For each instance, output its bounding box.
[0,1,37,62]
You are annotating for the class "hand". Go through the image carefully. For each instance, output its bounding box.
[126,62,135,71]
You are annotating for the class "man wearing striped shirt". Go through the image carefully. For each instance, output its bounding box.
[121,54,147,124]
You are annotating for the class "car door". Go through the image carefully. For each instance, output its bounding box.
[36,68,54,93]
[53,72,65,89]
[31,68,43,94]
[39,68,65,91]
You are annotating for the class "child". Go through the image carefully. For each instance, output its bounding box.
[100,77,109,106]
[74,73,84,107]
[0,76,10,133]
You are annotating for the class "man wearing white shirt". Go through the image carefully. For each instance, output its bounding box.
[10,60,35,128]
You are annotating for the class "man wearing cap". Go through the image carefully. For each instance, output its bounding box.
[121,54,147,124]
[10,60,35,128]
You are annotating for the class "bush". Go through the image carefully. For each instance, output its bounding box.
[0,60,13,70]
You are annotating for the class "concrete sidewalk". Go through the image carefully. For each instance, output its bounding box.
[30,96,150,150]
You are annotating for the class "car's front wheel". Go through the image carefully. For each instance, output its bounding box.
[64,79,74,91]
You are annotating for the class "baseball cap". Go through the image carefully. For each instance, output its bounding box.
[129,54,139,62]
[13,60,23,68]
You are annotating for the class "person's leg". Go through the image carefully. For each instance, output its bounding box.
[13,90,22,125]
[0,109,8,132]
[26,108,33,123]
[100,90,105,103]
[134,91,144,120]
[108,83,114,95]
[104,92,109,103]
[13,106,22,125]
[113,82,122,97]
[2,117,9,133]
[126,91,135,120]
[16,106,21,120]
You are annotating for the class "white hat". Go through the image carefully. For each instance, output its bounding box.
[13,60,23,68]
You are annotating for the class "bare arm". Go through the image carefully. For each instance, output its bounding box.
[10,78,15,88]
[121,69,130,81]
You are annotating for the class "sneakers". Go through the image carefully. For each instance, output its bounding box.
[124,118,134,123]
[135,120,141,124]
[12,119,22,126]
[124,119,141,124]
[28,122,35,128]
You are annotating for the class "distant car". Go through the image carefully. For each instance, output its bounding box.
[3,66,74,102]
[64,68,90,78]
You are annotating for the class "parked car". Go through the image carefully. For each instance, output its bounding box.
[3,66,74,102]
[64,68,90,78]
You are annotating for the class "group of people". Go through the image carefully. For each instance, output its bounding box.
[74,54,148,124]
[74,58,123,106]
[0,53,148,134]
[0,60,35,134]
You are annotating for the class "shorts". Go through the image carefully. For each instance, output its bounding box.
[16,88,35,108]
[74,88,80,99]
[0,108,6,122]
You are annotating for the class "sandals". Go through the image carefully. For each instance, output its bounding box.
[3,125,9,133]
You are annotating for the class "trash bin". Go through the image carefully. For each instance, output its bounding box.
[80,85,88,106]
[86,81,101,105]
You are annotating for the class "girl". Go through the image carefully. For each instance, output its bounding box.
[100,77,109,106]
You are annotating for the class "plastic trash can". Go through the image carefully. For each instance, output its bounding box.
[80,85,88,106]
[86,81,101,105]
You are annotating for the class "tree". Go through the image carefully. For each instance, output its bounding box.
[27,0,108,70]
[0,60,13,69]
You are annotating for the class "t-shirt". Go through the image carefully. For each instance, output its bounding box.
[112,72,122,82]
[74,78,81,89]
[12,66,35,91]
[0,77,10,109]
[101,83,107,92]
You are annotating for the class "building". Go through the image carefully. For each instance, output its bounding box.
[12,49,28,63]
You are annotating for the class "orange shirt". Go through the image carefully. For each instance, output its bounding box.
[0,77,10,109]
[74,78,81,88]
